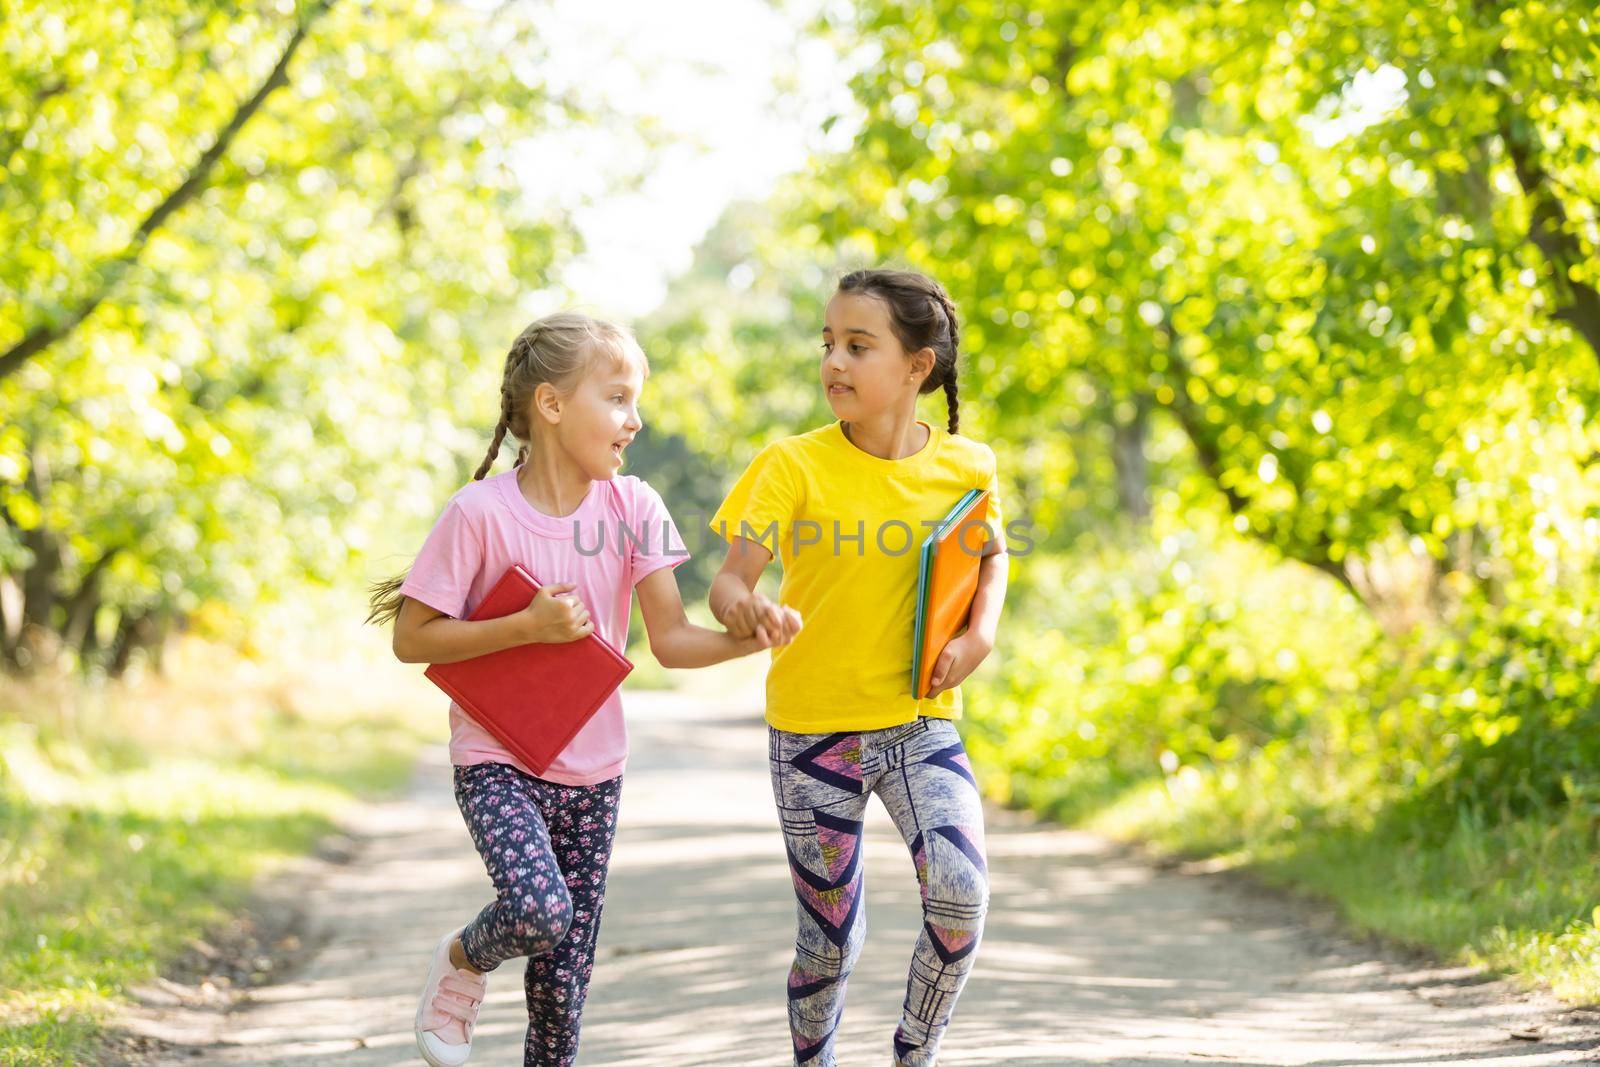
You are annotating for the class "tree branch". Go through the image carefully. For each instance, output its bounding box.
[0,77,72,173]
[1499,110,1600,370]
[0,0,336,383]
[1157,322,1358,596]
[1469,0,1600,373]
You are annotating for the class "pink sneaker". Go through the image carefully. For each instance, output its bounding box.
[414,927,487,1067]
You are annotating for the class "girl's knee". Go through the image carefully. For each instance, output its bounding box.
[960,866,991,911]
[810,921,867,979]
[506,884,574,954]
[841,924,868,972]
[924,858,989,914]
[793,910,866,984]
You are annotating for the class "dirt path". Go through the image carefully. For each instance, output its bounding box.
[119,672,1600,1065]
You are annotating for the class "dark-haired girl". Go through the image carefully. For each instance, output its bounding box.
[707,269,1010,1066]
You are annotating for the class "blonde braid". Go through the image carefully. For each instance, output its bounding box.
[474,327,539,480]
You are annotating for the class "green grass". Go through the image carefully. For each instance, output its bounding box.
[1086,755,1600,1003]
[0,594,441,1065]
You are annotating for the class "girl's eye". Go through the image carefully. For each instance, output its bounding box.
[818,342,831,354]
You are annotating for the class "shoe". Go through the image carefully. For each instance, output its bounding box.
[414,927,487,1067]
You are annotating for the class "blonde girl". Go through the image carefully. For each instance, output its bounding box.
[369,312,793,1066]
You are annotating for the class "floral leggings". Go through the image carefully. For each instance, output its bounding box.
[452,760,622,1067]
[769,717,990,1067]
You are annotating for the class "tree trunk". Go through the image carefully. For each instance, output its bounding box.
[109,610,157,677]
[0,569,21,667]
[1111,394,1151,521]
[61,553,115,657]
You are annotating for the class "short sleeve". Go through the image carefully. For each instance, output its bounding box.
[709,442,800,558]
[981,447,1006,556]
[398,497,483,618]
[628,479,691,586]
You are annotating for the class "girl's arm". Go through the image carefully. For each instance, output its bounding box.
[392,582,593,664]
[924,546,1010,698]
[708,535,801,640]
[635,561,792,668]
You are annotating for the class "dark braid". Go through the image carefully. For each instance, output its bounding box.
[931,288,961,435]
[942,367,960,435]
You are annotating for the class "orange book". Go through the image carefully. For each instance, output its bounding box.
[911,488,992,699]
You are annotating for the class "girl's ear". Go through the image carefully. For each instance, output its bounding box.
[532,381,563,425]
[910,346,937,385]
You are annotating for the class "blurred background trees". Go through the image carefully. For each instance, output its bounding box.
[2,0,627,671]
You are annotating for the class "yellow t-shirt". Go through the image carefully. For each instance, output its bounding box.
[709,418,1005,733]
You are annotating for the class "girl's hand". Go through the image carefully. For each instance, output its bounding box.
[518,582,594,643]
[725,592,801,647]
[766,604,802,647]
[728,610,800,655]
[923,630,993,699]
[730,628,777,657]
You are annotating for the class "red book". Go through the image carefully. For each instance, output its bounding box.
[423,563,633,776]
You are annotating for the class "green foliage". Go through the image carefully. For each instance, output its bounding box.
[804,0,1599,574]
[0,0,624,673]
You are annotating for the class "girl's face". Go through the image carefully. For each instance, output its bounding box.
[819,291,932,418]
[544,349,645,481]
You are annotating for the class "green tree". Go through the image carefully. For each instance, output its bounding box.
[798,0,1598,594]
[0,0,645,672]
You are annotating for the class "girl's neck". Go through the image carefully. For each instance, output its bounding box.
[841,409,929,461]
[514,448,593,519]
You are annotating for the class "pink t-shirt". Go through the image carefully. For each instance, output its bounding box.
[399,468,690,786]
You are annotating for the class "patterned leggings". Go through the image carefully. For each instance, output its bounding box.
[452,761,622,1067]
[769,718,989,1067]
